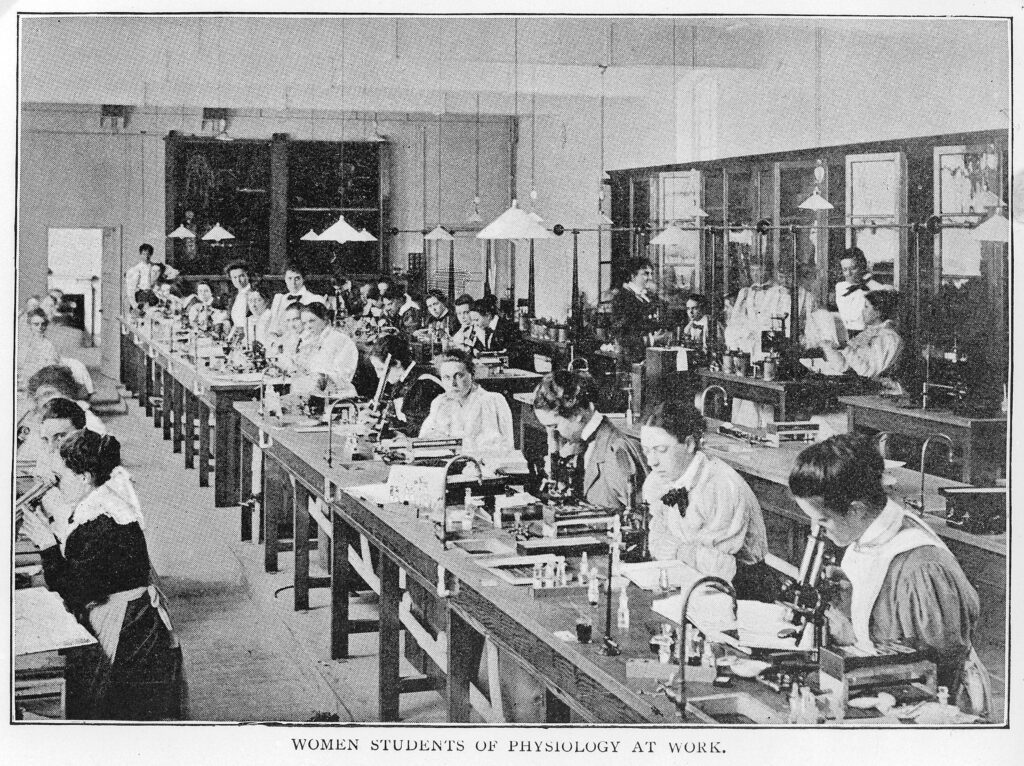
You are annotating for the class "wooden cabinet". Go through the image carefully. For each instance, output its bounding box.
[165,134,385,276]
[610,129,1007,377]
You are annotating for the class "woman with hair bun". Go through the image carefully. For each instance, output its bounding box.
[366,333,444,437]
[532,370,647,510]
[19,430,184,720]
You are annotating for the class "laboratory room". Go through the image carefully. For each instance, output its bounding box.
[12,14,1009,727]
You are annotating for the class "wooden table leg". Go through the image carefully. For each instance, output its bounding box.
[172,379,183,454]
[214,397,241,507]
[161,368,172,440]
[446,610,477,722]
[293,482,311,611]
[143,356,153,414]
[239,436,254,542]
[198,400,211,488]
[263,459,281,573]
[378,556,401,722]
[331,511,350,659]
[184,389,196,469]
[120,331,132,393]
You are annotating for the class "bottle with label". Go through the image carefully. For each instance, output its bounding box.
[578,552,589,585]
[788,683,801,725]
[616,583,630,630]
[587,570,601,606]
[625,389,634,426]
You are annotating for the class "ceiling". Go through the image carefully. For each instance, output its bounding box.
[20,15,1007,114]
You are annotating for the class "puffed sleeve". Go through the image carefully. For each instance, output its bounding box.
[472,391,515,452]
[605,439,646,509]
[843,328,904,379]
[418,396,446,439]
[885,547,979,667]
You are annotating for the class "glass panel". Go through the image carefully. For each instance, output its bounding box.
[725,170,753,307]
[756,166,775,278]
[939,228,982,278]
[648,171,701,309]
[938,152,995,215]
[777,164,823,298]
[850,226,898,284]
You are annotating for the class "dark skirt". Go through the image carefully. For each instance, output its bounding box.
[86,595,185,721]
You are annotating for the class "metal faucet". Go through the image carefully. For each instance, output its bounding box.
[661,576,737,719]
[905,434,955,517]
[699,385,729,418]
[440,455,484,549]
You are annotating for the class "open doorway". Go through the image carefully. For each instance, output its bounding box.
[46,227,103,358]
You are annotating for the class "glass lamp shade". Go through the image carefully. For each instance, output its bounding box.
[477,199,553,240]
[168,225,196,239]
[971,210,1009,243]
[356,228,378,242]
[318,215,363,243]
[300,229,320,242]
[798,187,835,211]
[201,223,235,241]
[649,223,689,247]
[424,225,455,242]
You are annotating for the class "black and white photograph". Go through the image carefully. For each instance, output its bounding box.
[3,2,1019,764]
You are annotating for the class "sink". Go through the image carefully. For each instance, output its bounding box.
[686,693,786,725]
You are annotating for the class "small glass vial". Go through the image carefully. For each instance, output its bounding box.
[587,571,601,606]
[532,563,543,589]
[616,583,630,630]
[937,686,949,707]
[541,562,554,589]
[657,567,670,594]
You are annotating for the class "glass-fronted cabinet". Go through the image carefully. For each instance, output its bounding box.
[647,170,703,310]
[845,151,907,289]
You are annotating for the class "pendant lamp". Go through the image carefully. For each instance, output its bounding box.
[168,224,196,239]
[202,223,235,242]
[799,160,834,210]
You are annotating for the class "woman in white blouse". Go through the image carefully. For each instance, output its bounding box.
[419,349,514,453]
[290,301,358,399]
[246,289,273,350]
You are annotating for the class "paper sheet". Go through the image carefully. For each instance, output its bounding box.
[15,587,96,656]
[652,593,798,651]
[344,483,393,507]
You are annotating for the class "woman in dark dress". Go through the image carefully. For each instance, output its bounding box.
[365,332,445,437]
[20,430,184,720]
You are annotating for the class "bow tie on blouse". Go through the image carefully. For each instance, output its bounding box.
[750,283,771,292]
[286,294,302,300]
[843,284,868,296]
[661,487,690,518]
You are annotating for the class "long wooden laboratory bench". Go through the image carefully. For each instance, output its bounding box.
[839,395,1007,487]
[514,392,1006,657]
[120,316,261,507]
[232,399,1002,724]
[119,316,541,503]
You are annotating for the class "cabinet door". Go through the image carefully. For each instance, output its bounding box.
[774,160,829,304]
[845,151,907,290]
[931,143,1008,392]
[648,169,703,305]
